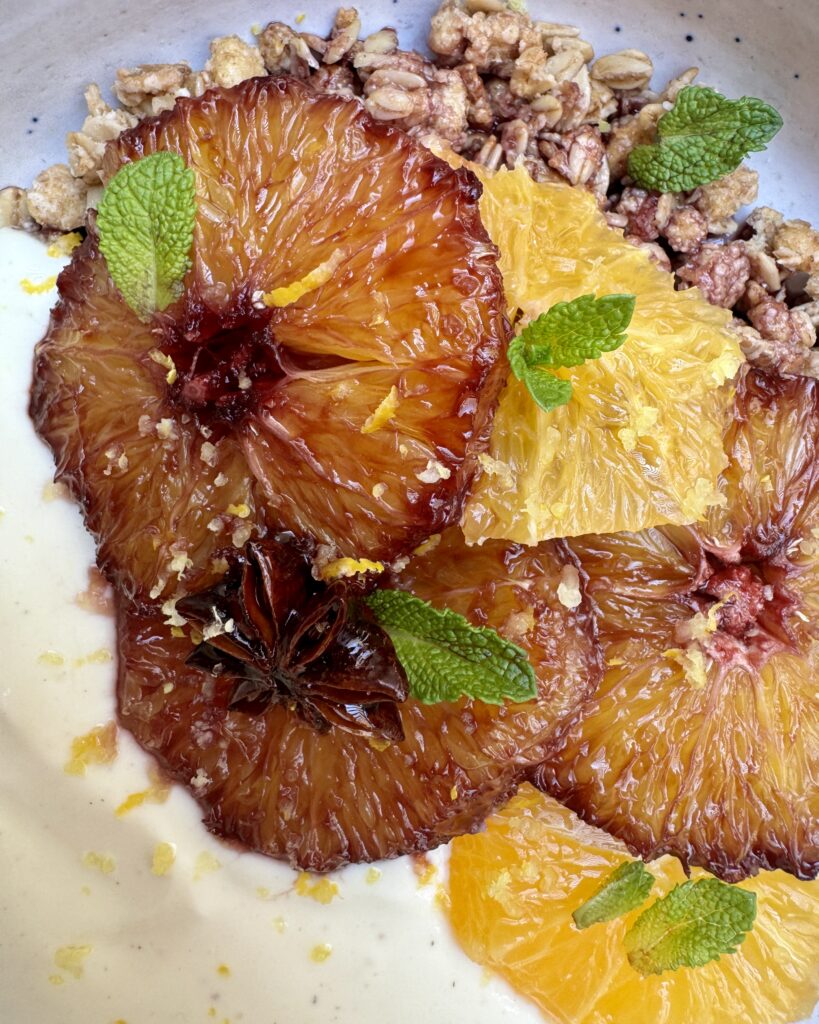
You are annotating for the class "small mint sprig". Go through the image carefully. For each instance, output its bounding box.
[624,877,757,976]
[628,85,783,193]
[366,589,537,706]
[509,293,635,413]
[572,860,655,930]
[97,151,196,322]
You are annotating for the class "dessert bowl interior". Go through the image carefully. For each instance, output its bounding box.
[0,2,816,1024]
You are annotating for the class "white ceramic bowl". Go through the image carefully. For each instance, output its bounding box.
[0,3,816,1023]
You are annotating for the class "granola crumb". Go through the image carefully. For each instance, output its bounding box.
[27,164,87,232]
[205,35,266,89]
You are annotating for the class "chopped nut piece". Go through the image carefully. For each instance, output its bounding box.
[744,206,784,252]
[0,186,35,231]
[27,164,87,232]
[746,248,782,292]
[114,62,192,115]
[509,45,555,99]
[692,165,759,234]
[772,219,819,274]
[310,64,357,98]
[556,564,582,609]
[540,125,608,197]
[205,35,266,89]
[604,102,663,180]
[66,85,139,185]
[416,458,452,483]
[257,22,319,77]
[363,28,398,54]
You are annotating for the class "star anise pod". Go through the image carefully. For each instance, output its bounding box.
[176,538,407,742]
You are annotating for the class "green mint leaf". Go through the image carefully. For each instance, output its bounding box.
[624,878,757,976]
[508,294,634,414]
[628,86,783,192]
[521,366,573,413]
[507,335,528,379]
[97,151,196,321]
[366,589,537,706]
[516,294,635,369]
[573,860,655,930]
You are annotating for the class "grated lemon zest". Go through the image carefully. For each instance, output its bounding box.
[193,851,222,880]
[310,944,333,963]
[412,533,441,557]
[65,722,118,776]
[663,644,709,688]
[54,945,92,979]
[226,503,251,519]
[20,275,57,294]
[262,249,344,307]
[361,386,400,434]
[320,557,384,581]
[38,650,65,666]
[149,348,178,385]
[295,873,340,904]
[82,851,116,875]
[47,231,82,257]
[151,842,176,876]
[115,776,170,817]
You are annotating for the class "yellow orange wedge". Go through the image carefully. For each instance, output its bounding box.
[448,785,819,1024]
[457,164,743,544]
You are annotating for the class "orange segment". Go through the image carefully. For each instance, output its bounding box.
[453,163,743,545]
[448,785,819,1024]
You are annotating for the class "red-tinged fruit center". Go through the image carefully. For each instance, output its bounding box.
[684,550,804,669]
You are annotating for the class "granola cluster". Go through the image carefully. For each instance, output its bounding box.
[4,1,817,376]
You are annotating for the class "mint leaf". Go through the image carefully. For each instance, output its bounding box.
[517,294,635,368]
[508,294,634,414]
[521,365,573,413]
[97,151,196,321]
[366,589,537,705]
[507,335,529,379]
[624,878,756,976]
[628,86,782,192]
[572,861,655,930]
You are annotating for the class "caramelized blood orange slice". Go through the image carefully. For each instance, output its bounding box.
[535,370,819,881]
[31,77,507,600]
[116,528,600,870]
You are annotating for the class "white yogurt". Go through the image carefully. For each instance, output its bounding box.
[0,227,544,1024]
